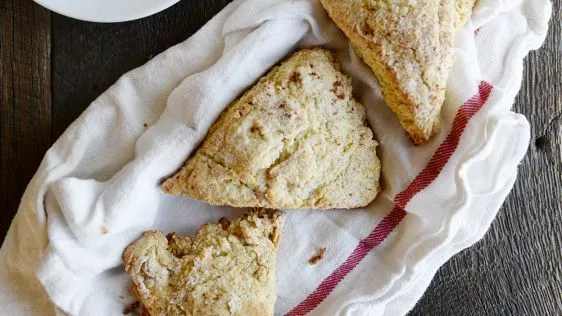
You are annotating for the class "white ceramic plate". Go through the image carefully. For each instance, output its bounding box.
[34,0,180,23]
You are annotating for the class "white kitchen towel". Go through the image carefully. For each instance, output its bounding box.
[0,0,552,315]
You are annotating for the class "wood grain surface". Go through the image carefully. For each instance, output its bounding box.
[1,0,561,315]
[1,0,51,238]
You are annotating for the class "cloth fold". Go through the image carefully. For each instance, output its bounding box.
[1,0,551,315]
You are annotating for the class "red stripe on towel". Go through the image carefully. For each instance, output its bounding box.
[286,81,493,316]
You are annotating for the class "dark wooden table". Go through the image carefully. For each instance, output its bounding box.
[1,0,561,315]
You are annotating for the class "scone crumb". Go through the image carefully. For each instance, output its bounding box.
[289,71,302,84]
[123,301,139,315]
[102,226,109,235]
[219,217,231,230]
[308,247,327,265]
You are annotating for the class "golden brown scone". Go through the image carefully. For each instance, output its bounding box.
[123,209,284,316]
[162,48,381,209]
[320,0,476,144]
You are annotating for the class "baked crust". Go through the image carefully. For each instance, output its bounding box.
[162,48,381,209]
[123,209,284,316]
[320,0,476,144]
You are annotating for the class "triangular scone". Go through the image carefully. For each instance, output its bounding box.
[162,48,381,209]
[123,209,284,316]
[320,0,476,144]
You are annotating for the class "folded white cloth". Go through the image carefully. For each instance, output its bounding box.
[0,0,551,315]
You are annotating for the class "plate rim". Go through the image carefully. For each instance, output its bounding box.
[34,0,181,23]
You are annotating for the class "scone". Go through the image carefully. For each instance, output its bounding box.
[162,48,381,209]
[123,209,284,316]
[320,0,476,144]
